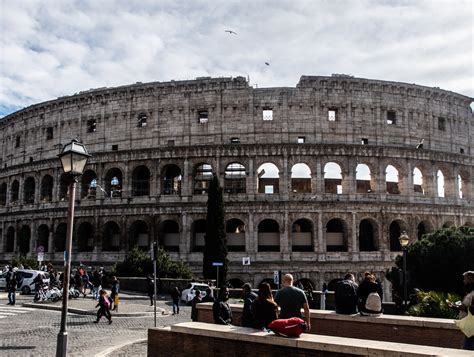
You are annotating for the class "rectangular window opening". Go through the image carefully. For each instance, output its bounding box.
[167,140,175,147]
[336,185,342,194]
[15,136,20,148]
[230,137,240,144]
[87,119,97,133]
[438,117,446,131]
[262,109,273,121]
[264,185,274,194]
[46,127,53,140]
[138,113,148,127]
[297,136,305,144]
[198,110,208,124]
[460,148,464,154]
[111,145,118,151]
[328,109,337,121]
[387,111,396,125]
[361,138,368,145]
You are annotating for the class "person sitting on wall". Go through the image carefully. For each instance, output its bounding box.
[201,287,215,303]
[357,272,383,317]
[191,289,202,322]
[241,283,257,327]
[212,286,233,325]
[335,273,359,315]
[251,282,279,329]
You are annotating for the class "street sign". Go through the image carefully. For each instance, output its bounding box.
[212,262,223,267]
[242,257,250,266]
[37,252,44,262]
[274,270,280,285]
[37,245,45,253]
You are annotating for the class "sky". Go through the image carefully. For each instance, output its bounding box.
[0,0,473,118]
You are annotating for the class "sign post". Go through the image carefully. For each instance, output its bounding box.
[151,241,158,327]
[274,270,281,289]
[212,262,223,287]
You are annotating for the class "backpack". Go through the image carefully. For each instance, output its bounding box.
[103,296,111,308]
[365,292,382,313]
[267,317,307,337]
[336,280,356,307]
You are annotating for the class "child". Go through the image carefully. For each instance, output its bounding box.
[94,289,112,324]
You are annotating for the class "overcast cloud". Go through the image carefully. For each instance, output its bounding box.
[0,0,473,117]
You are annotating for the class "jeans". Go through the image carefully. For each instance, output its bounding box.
[8,291,15,305]
[173,299,180,314]
[464,336,474,350]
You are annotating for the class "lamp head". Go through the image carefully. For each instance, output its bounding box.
[58,139,91,176]
[399,231,410,249]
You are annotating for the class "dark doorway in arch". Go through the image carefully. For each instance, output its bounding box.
[129,220,150,250]
[105,168,123,198]
[81,170,97,199]
[102,221,121,251]
[162,165,182,195]
[224,162,246,194]
[23,177,35,204]
[132,165,150,196]
[40,175,53,202]
[159,220,180,252]
[417,221,433,240]
[328,278,343,291]
[11,180,19,204]
[292,218,313,252]
[193,163,213,195]
[77,222,94,252]
[6,227,15,252]
[59,174,70,201]
[326,218,347,252]
[389,221,402,251]
[359,219,376,251]
[191,219,206,252]
[259,278,278,290]
[54,223,68,252]
[18,225,31,255]
[0,182,7,206]
[227,278,245,289]
[37,224,49,253]
[226,218,245,252]
[257,219,280,252]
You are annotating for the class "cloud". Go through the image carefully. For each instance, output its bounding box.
[0,0,472,117]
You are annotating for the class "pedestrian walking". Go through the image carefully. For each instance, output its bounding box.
[191,289,202,321]
[92,270,101,300]
[449,271,474,350]
[7,268,17,305]
[146,274,155,306]
[110,276,120,311]
[171,286,181,315]
[94,289,112,324]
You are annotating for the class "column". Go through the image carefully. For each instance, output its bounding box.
[247,211,256,254]
[281,152,289,199]
[351,213,358,253]
[182,158,191,199]
[315,158,323,193]
[406,161,413,202]
[317,211,324,253]
[280,211,290,253]
[247,158,255,197]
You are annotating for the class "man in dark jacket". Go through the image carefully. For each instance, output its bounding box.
[213,287,232,325]
[241,283,257,327]
[335,273,359,314]
[7,269,17,305]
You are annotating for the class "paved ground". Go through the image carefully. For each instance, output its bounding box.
[0,291,192,356]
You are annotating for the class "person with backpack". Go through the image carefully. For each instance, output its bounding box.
[357,272,383,317]
[94,289,112,324]
[335,273,359,314]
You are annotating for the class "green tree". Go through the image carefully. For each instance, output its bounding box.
[203,174,228,285]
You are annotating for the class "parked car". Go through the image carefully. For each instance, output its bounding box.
[0,271,7,290]
[16,270,50,295]
[181,283,210,304]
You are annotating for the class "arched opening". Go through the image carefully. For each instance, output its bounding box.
[40,175,54,202]
[291,218,313,252]
[193,163,213,195]
[326,218,348,252]
[102,221,121,251]
[258,219,280,252]
[259,278,278,290]
[81,170,97,199]
[356,164,372,193]
[37,224,49,253]
[0,182,6,206]
[23,177,35,204]
[457,174,463,199]
[324,162,342,194]
[54,223,67,252]
[132,165,150,196]
[105,168,123,198]
[6,227,15,252]
[226,218,246,252]
[159,220,180,252]
[11,180,19,204]
[59,174,70,201]
[437,170,445,198]
[18,225,31,255]
[389,220,406,251]
[257,163,279,194]
[129,220,150,250]
[359,219,377,251]
[77,222,95,252]
[294,278,314,291]
[291,163,311,193]
[417,220,433,240]
[386,165,400,194]
[413,167,424,194]
[224,162,246,194]
[191,219,206,252]
[226,278,245,289]
[162,165,182,195]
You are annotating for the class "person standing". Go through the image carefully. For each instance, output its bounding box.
[241,283,257,327]
[335,273,359,315]
[212,287,232,325]
[171,286,181,315]
[94,289,112,324]
[191,289,202,321]
[146,274,155,306]
[7,268,17,306]
[450,271,474,350]
[251,282,278,329]
[274,274,311,332]
[110,276,120,311]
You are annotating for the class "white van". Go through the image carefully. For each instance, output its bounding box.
[16,270,50,295]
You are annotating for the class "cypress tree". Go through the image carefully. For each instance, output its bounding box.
[203,174,227,285]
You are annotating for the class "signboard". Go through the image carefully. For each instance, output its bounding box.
[273,270,280,285]
[242,257,250,266]
[212,262,223,267]
[37,252,44,262]
[37,245,45,253]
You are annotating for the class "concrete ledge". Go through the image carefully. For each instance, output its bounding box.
[148,322,472,356]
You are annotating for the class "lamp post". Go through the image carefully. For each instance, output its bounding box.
[56,139,91,357]
[398,231,410,313]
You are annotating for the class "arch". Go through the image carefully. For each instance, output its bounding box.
[326,218,348,252]
[81,170,97,199]
[292,218,313,252]
[385,165,400,194]
[5,226,15,252]
[457,174,463,199]
[162,164,182,195]
[294,278,315,291]
[77,222,95,252]
[324,162,342,194]
[18,225,31,255]
[226,278,245,289]
[224,162,246,194]
[105,168,123,198]
[59,173,70,201]
[291,163,312,193]
[11,180,19,204]
[129,220,150,250]
[102,221,121,251]
[259,278,278,290]
[37,224,49,253]
[0,182,6,206]
[389,220,408,251]
[193,163,213,195]
[258,219,280,252]
[437,170,445,197]
[257,163,279,194]
[226,218,246,252]
[132,165,151,196]
[159,219,180,252]
[417,220,434,240]
[413,167,424,194]
[191,219,206,252]
[54,223,68,252]
[359,219,377,251]
[356,163,372,193]
[40,175,54,202]
[443,221,455,228]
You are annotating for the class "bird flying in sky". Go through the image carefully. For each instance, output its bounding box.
[225,30,237,35]
[265,62,270,66]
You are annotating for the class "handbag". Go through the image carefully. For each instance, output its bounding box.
[455,309,474,338]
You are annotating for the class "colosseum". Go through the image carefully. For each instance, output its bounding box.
[0,75,472,297]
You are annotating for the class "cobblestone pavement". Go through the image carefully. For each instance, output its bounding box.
[0,292,191,356]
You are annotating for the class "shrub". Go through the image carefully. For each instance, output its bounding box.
[11,255,38,270]
[409,290,461,319]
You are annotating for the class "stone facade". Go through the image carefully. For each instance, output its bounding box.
[0,75,472,296]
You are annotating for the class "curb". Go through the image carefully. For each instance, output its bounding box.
[95,338,147,357]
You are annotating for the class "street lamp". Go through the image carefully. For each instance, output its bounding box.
[56,139,91,357]
[398,231,410,313]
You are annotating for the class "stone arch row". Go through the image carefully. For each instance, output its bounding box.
[0,159,469,205]
[3,216,468,255]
